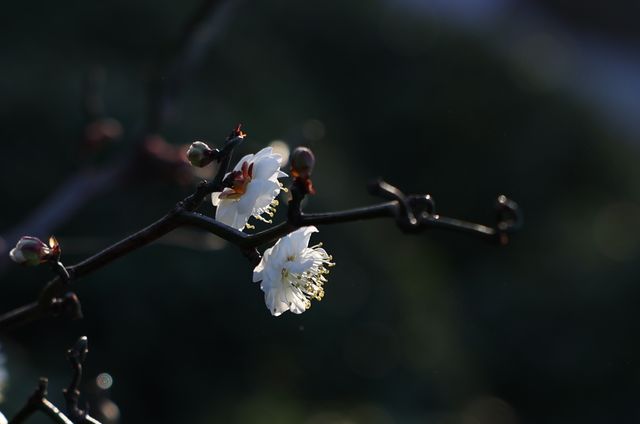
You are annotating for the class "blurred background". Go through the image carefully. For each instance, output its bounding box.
[1,0,640,423]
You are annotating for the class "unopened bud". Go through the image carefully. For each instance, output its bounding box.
[187,141,214,167]
[290,147,315,179]
[9,236,58,266]
[227,123,247,141]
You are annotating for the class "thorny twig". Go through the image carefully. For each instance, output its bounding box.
[9,337,101,424]
[0,127,521,331]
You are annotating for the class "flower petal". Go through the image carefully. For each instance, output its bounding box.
[211,192,221,206]
[9,248,25,263]
[215,200,249,230]
[289,226,318,253]
[237,179,279,216]
[285,284,307,314]
[232,153,254,172]
[253,155,282,180]
[253,263,264,282]
[264,287,289,316]
[252,146,273,160]
[253,246,274,282]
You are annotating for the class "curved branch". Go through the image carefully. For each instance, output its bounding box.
[0,144,520,332]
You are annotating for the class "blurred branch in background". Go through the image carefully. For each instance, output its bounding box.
[9,337,103,424]
[147,0,239,133]
[0,0,241,275]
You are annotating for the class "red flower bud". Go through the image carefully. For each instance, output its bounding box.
[290,147,315,180]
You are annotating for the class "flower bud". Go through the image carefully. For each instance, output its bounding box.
[186,141,214,167]
[9,236,55,266]
[227,123,247,141]
[290,146,315,179]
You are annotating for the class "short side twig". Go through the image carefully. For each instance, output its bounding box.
[9,337,102,424]
[9,379,74,424]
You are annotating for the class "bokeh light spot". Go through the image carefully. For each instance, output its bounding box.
[269,140,290,165]
[99,399,120,421]
[96,372,113,390]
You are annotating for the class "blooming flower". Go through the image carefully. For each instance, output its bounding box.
[212,147,287,230]
[253,226,335,316]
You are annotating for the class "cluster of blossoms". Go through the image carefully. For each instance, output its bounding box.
[11,139,335,317]
[204,143,334,315]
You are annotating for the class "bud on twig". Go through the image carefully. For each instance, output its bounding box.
[227,123,246,141]
[9,236,60,266]
[186,141,215,167]
[290,146,316,195]
[290,146,315,179]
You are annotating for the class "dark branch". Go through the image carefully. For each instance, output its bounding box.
[9,338,101,424]
[0,177,520,330]
[0,134,520,331]
[9,378,74,424]
[63,337,101,424]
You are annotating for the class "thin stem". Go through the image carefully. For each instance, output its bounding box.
[39,400,74,424]
[0,303,43,330]
[63,337,101,424]
[298,202,398,225]
[422,215,496,238]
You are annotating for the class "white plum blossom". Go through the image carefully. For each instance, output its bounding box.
[253,226,335,316]
[212,147,287,230]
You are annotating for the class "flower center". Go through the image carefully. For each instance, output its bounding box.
[220,161,253,200]
[282,245,335,311]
